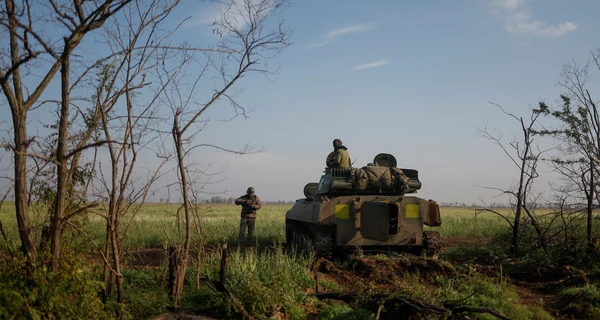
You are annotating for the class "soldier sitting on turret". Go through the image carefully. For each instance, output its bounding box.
[326,139,351,168]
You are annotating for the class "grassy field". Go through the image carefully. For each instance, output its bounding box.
[117,204,518,248]
[0,202,517,249]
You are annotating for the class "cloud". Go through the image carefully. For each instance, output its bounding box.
[487,0,577,37]
[186,2,223,28]
[324,24,374,39]
[352,59,389,71]
[489,0,526,11]
[506,13,577,36]
[308,23,374,49]
[187,0,273,32]
[306,41,330,49]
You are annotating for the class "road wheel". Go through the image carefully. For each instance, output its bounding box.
[293,231,302,254]
[285,223,294,251]
[423,231,442,258]
[313,232,333,259]
[300,233,312,256]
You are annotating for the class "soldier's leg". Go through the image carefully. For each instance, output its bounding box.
[247,218,256,244]
[238,217,247,245]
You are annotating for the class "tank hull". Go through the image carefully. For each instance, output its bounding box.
[285,194,441,257]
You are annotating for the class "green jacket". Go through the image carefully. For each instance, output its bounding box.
[326,147,351,168]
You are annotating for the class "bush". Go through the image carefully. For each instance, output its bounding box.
[558,284,600,319]
[317,304,374,320]
[227,246,313,317]
[435,272,553,320]
[122,268,169,319]
[193,245,314,319]
[0,250,114,320]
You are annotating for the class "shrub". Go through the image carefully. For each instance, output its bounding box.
[558,284,600,319]
[0,251,114,320]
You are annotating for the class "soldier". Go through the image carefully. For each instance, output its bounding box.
[234,187,262,246]
[326,138,351,168]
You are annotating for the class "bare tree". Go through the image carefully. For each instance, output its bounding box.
[159,0,291,310]
[534,50,600,248]
[478,103,549,254]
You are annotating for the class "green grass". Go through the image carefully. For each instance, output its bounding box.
[434,207,513,238]
[91,204,527,249]
[0,202,291,249]
[109,203,290,249]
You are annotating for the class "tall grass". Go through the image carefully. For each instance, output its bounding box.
[434,207,513,238]
[111,204,522,249]
[0,202,522,249]
[109,203,290,249]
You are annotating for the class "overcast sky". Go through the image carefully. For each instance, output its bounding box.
[2,0,600,205]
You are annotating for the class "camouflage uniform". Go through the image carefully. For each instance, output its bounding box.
[235,188,262,245]
[326,139,351,168]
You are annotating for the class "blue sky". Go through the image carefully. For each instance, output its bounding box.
[171,0,600,204]
[2,0,599,205]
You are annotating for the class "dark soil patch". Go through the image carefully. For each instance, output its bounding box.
[442,236,489,251]
[346,257,456,282]
[316,255,456,293]
[124,248,166,267]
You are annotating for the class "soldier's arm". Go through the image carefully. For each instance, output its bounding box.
[252,196,262,210]
[234,196,245,205]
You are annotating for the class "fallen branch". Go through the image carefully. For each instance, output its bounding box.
[451,306,512,320]
[314,292,512,320]
[200,243,253,320]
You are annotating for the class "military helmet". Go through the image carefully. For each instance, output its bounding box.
[333,139,343,148]
[247,187,255,194]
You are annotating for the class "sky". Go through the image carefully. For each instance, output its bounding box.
[2,0,600,205]
[172,0,600,204]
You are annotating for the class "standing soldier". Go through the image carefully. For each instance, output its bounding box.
[326,138,351,168]
[235,187,262,246]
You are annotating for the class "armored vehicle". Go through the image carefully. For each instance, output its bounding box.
[285,153,442,258]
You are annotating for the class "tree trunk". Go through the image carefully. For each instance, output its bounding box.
[5,0,37,267]
[169,118,191,310]
[111,214,124,303]
[588,158,594,247]
[168,244,187,312]
[511,150,529,253]
[102,228,113,303]
[12,112,37,264]
[512,204,521,253]
[50,54,72,272]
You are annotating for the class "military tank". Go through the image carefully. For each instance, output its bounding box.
[285,153,442,258]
